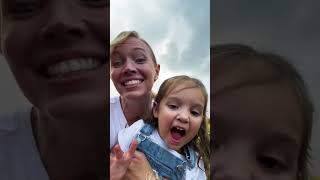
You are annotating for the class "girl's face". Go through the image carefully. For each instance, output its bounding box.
[212,82,303,180]
[110,37,160,99]
[0,0,109,119]
[154,84,205,152]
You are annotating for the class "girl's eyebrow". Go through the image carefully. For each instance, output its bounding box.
[260,132,300,153]
[166,96,204,109]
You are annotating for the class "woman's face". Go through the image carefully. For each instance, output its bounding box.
[212,82,303,180]
[0,0,109,119]
[110,37,160,99]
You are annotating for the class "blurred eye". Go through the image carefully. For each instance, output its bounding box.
[4,0,43,18]
[79,0,109,8]
[257,155,289,173]
[212,141,225,153]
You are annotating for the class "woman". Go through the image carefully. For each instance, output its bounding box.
[110,31,161,179]
[0,0,109,179]
[110,31,160,148]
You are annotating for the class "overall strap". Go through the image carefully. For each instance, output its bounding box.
[137,137,187,173]
[184,145,197,169]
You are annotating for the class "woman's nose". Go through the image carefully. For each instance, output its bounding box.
[122,60,137,75]
[39,1,86,43]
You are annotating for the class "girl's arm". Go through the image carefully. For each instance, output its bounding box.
[110,140,139,180]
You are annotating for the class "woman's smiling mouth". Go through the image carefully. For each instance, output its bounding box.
[44,58,103,78]
[122,79,143,88]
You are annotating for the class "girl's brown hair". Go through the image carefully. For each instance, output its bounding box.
[145,75,210,177]
[212,44,314,180]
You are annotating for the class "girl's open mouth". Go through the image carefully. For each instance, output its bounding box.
[170,126,186,141]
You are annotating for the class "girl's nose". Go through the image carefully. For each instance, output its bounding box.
[176,109,189,123]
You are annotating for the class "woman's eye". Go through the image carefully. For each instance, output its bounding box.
[258,155,289,173]
[134,58,145,64]
[111,59,123,68]
[79,0,109,8]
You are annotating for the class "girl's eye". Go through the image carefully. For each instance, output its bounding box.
[79,0,109,8]
[191,110,201,117]
[257,155,289,173]
[168,104,178,110]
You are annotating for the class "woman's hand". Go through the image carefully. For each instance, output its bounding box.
[110,140,138,180]
[123,151,158,180]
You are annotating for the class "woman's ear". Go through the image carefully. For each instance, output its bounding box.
[154,64,160,81]
[152,102,159,118]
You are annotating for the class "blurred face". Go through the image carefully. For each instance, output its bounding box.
[212,82,303,180]
[0,0,109,119]
[154,84,205,152]
[110,37,159,99]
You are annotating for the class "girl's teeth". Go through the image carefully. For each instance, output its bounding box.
[47,58,101,77]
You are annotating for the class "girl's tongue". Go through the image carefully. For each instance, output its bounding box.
[171,127,186,140]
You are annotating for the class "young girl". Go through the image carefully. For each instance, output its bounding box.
[212,44,314,180]
[111,75,210,180]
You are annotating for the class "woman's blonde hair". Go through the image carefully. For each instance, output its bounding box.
[110,31,157,66]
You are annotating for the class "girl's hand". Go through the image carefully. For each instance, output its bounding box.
[124,151,157,180]
[110,140,138,180]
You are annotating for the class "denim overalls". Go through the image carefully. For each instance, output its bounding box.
[135,123,197,180]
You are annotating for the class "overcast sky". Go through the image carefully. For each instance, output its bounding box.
[110,0,210,112]
[212,0,320,175]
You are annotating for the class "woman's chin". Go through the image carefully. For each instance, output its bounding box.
[122,90,150,100]
[40,93,106,121]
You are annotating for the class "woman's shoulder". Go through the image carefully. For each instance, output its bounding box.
[0,107,31,133]
[110,96,120,104]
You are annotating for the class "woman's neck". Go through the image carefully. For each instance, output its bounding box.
[31,107,106,179]
[120,95,152,126]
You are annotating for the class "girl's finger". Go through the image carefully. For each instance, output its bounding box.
[113,144,124,159]
[128,139,139,158]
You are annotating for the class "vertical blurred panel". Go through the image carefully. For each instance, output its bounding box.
[0,0,109,179]
[212,0,320,178]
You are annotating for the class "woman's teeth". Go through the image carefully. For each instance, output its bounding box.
[124,80,142,86]
[46,58,102,77]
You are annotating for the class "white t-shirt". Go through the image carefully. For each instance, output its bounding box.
[0,108,50,180]
[118,120,207,180]
[110,96,128,149]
